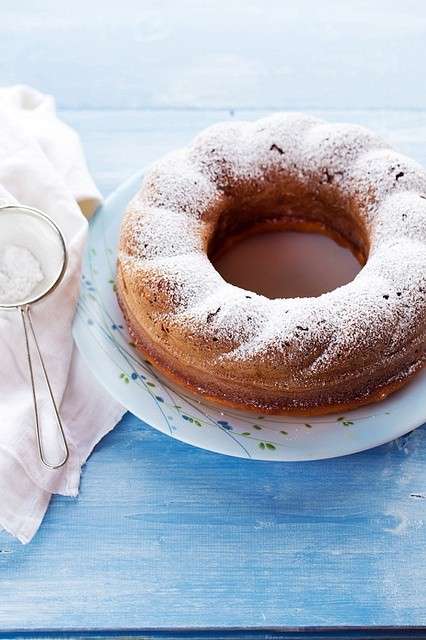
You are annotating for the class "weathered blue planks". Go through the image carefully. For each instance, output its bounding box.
[1,106,426,634]
[0,408,426,630]
[0,9,425,629]
[1,0,426,110]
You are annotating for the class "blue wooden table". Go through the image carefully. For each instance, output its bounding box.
[1,2,426,638]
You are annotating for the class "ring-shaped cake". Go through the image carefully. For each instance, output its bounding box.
[117,113,426,414]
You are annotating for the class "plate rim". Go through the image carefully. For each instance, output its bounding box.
[73,172,426,462]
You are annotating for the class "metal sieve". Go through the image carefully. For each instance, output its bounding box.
[0,205,69,469]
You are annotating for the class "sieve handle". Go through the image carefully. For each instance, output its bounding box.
[20,305,69,469]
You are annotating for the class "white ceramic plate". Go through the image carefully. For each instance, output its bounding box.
[73,173,426,461]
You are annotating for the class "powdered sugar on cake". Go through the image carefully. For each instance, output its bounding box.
[119,113,426,381]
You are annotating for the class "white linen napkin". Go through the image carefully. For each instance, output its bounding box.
[0,85,126,543]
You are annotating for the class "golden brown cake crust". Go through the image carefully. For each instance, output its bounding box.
[117,113,426,415]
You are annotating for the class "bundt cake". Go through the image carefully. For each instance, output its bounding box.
[117,113,426,415]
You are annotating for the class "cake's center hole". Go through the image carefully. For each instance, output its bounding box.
[213,230,362,299]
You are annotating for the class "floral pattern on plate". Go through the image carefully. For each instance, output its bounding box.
[73,173,426,461]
